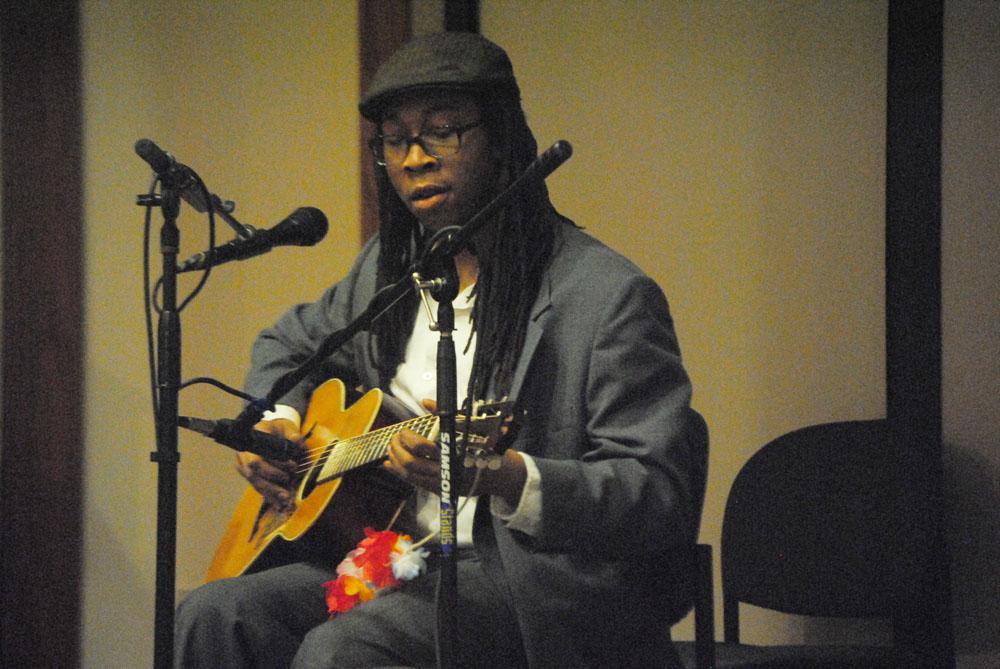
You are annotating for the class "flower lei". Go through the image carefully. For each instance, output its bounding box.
[322,527,430,617]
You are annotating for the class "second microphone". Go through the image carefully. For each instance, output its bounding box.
[178,206,329,273]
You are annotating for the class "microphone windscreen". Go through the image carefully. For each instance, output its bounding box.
[537,140,573,180]
[271,207,329,247]
[134,138,173,175]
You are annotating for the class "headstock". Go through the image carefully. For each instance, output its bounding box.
[455,398,514,470]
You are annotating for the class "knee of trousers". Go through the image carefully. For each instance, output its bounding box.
[176,579,253,633]
[293,612,403,668]
[292,623,338,668]
[294,615,362,666]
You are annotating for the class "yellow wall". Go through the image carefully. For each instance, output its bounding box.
[81,1,359,665]
[482,0,887,645]
[78,1,999,666]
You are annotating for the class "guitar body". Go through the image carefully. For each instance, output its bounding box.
[205,379,408,582]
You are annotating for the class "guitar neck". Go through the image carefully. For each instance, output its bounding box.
[314,413,439,484]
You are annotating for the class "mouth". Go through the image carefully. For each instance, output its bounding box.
[409,184,449,208]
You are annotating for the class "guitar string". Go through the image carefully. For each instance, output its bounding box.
[290,414,434,467]
[276,413,492,549]
[292,414,439,478]
[289,410,489,477]
[295,426,496,483]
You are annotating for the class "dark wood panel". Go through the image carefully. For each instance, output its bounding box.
[445,0,479,33]
[885,1,954,665]
[359,0,412,243]
[0,1,85,666]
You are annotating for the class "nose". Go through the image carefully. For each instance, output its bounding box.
[402,140,438,171]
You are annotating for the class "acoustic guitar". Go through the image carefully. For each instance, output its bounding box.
[199,378,510,582]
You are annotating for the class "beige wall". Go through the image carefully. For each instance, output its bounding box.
[81,1,359,665]
[78,1,998,666]
[482,0,887,645]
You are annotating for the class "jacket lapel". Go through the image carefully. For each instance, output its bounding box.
[506,274,552,405]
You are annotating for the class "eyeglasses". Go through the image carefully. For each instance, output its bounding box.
[370,121,483,166]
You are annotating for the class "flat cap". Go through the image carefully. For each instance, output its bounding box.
[359,32,520,120]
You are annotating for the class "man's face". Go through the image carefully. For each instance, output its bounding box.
[378,91,497,231]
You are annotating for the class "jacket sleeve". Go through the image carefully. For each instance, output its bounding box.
[528,273,701,558]
[243,237,381,415]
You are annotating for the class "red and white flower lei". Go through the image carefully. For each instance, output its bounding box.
[322,527,430,617]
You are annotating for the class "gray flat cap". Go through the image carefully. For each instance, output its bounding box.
[359,32,520,120]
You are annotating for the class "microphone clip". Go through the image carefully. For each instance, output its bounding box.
[412,261,460,333]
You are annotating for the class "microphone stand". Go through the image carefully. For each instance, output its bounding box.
[410,141,572,668]
[142,183,182,669]
[410,254,461,669]
[137,149,242,668]
[209,193,254,239]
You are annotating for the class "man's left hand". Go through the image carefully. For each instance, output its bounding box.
[383,401,526,507]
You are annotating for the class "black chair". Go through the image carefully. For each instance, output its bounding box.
[679,419,923,668]
[670,408,714,669]
[690,542,717,669]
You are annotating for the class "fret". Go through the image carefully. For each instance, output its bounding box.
[346,438,365,470]
[316,442,343,482]
[311,409,511,486]
[314,414,444,484]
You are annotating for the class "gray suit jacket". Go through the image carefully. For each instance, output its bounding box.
[246,221,707,667]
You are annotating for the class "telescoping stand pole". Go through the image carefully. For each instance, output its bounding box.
[146,184,182,669]
[412,256,461,669]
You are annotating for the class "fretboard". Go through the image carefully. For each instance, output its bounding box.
[313,413,440,484]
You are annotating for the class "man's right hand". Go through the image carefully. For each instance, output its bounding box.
[234,418,302,512]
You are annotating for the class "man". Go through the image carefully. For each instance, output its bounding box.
[176,32,706,668]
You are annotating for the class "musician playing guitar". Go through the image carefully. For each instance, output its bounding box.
[175,33,706,669]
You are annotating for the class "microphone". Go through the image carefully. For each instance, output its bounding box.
[134,138,210,213]
[177,206,328,273]
[526,139,573,182]
[178,416,302,462]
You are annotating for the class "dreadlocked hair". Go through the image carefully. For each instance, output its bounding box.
[369,90,561,404]
[370,164,424,390]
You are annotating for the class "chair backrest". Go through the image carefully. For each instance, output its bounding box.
[720,419,915,642]
[664,407,711,626]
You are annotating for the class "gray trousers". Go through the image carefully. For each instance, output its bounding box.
[174,553,527,668]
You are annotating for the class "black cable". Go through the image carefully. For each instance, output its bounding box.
[141,169,222,419]
[142,176,159,416]
[179,376,257,403]
[176,173,214,311]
